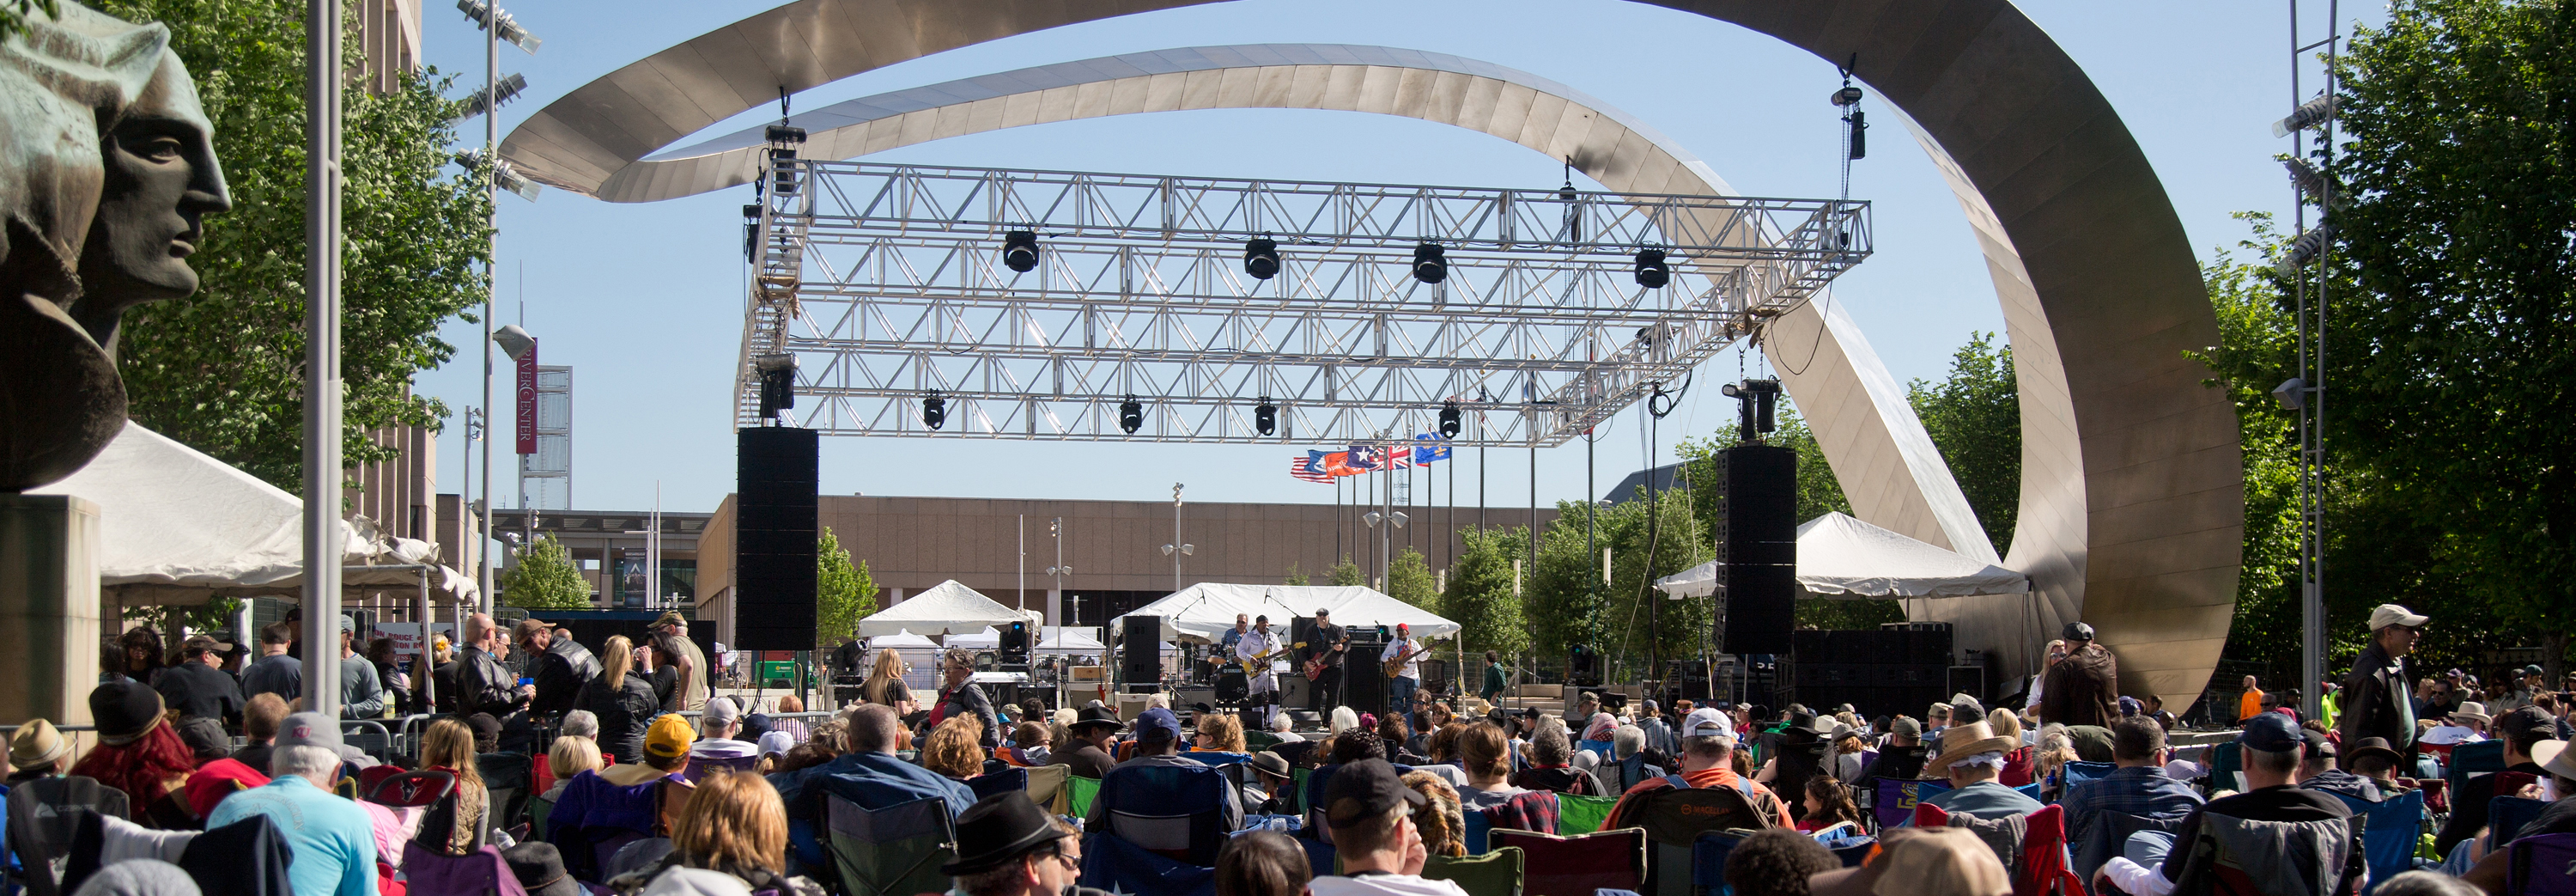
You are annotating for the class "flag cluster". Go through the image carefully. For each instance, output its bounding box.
[1287,435,1453,483]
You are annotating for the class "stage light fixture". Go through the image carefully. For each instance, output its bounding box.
[1831,85,1864,107]
[1411,242,1448,284]
[922,393,946,430]
[766,125,806,195]
[1003,230,1040,273]
[1438,401,1461,438]
[754,352,797,419]
[1243,237,1280,279]
[1255,399,1277,436]
[2273,94,2337,138]
[1634,248,1670,289]
[1118,396,1144,434]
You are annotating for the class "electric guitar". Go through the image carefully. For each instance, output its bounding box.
[1303,637,1347,680]
[1382,643,1431,680]
[1238,641,1306,675]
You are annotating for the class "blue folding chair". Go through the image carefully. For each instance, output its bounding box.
[2330,789,2425,896]
[2059,761,2116,793]
[2015,782,2044,802]
[2446,741,2508,804]
[1579,739,1617,760]
[1691,831,1741,896]
[967,767,1028,802]
[1095,765,1234,867]
[2492,795,2551,847]
[1462,812,1493,855]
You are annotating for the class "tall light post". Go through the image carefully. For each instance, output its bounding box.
[1047,517,1073,626]
[459,0,539,613]
[1159,484,1192,594]
[302,0,345,717]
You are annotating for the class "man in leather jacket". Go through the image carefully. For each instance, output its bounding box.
[459,613,533,721]
[2337,604,2427,757]
[2042,622,2120,728]
[515,618,601,716]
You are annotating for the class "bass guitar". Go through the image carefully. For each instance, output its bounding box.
[1382,643,1431,680]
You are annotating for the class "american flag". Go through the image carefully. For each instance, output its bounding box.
[1290,456,1333,483]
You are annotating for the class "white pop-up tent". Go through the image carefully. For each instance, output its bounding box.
[856,580,1042,637]
[1115,583,1460,643]
[1654,511,2030,600]
[30,422,478,606]
[1036,626,1105,653]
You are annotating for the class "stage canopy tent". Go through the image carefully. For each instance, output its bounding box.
[1654,511,2031,600]
[1115,583,1459,643]
[31,422,478,606]
[856,580,1042,637]
[1036,626,1105,652]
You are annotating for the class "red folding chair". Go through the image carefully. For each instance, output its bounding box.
[1491,827,1646,896]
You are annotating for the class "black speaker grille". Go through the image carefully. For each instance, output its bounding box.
[1121,616,1163,686]
[1719,444,1796,656]
[736,427,817,650]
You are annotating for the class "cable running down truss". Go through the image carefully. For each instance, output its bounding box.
[739,161,1871,446]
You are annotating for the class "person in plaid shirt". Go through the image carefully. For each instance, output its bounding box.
[2060,717,2202,854]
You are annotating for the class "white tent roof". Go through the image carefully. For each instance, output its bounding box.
[1655,511,2031,599]
[866,630,939,649]
[1114,583,1459,643]
[857,580,1042,637]
[1036,626,1104,652]
[30,422,477,606]
[945,626,1000,649]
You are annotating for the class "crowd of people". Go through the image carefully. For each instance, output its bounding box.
[21,599,2576,896]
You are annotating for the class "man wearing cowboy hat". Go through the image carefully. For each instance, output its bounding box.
[1049,704,1122,779]
[2337,603,2427,756]
[2422,701,2491,746]
[946,792,1108,896]
[1917,716,2043,819]
[1309,607,1350,714]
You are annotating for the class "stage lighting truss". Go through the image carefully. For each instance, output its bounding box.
[735,161,1872,445]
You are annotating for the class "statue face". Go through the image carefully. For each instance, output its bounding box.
[77,54,228,324]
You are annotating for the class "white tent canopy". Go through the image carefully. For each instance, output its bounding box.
[1115,583,1460,643]
[1655,511,2031,600]
[856,580,1042,638]
[945,626,1001,649]
[31,422,477,606]
[1036,626,1105,653]
[866,630,939,649]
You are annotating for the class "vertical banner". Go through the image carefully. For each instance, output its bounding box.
[514,338,538,454]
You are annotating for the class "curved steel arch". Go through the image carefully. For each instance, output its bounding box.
[502,2,2242,704]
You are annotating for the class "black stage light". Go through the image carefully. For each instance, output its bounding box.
[1255,399,1278,436]
[1244,237,1280,280]
[1119,396,1145,434]
[1412,242,1448,284]
[1003,230,1039,273]
[1438,401,1461,439]
[922,394,946,430]
[1634,248,1670,289]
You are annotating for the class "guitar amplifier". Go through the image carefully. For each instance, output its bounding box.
[1175,686,1219,714]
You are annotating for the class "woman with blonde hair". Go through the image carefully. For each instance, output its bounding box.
[1194,712,1248,754]
[616,771,824,894]
[581,634,659,764]
[415,717,492,856]
[861,648,919,715]
[1987,707,2037,786]
[921,715,987,781]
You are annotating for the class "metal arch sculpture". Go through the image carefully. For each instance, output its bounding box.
[501,1,2242,704]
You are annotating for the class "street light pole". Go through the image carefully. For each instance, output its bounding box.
[301,0,345,718]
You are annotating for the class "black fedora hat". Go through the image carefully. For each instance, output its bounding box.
[502,842,582,896]
[941,792,1066,875]
[1069,704,1121,734]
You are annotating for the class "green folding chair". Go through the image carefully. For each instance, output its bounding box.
[1557,794,1619,836]
[1425,846,1525,896]
[1066,775,1101,819]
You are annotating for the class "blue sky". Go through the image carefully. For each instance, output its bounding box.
[407,0,2374,519]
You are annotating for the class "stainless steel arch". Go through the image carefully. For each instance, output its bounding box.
[501,1,2242,704]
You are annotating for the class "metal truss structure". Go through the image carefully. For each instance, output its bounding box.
[739,160,1869,445]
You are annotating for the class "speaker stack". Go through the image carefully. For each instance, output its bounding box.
[1717,444,1797,656]
[1119,616,1164,688]
[1777,624,1953,719]
[1341,631,1389,714]
[735,427,818,651]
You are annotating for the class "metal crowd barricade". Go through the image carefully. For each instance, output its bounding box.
[341,719,395,762]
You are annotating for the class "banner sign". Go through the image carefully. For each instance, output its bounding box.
[515,338,538,454]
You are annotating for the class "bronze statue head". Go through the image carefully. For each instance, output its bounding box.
[74,47,228,357]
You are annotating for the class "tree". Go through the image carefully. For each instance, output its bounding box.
[1282,564,1309,587]
[1443,527,1531,659]
[96,0,491,492]
[1909,332,2021,551]
[2326,0,2576,680]
[499,534,589,609]
[815,527,878,649]
[1327,557,1365,587]
[1387,548,1437,613]
[1524,485,1710,680]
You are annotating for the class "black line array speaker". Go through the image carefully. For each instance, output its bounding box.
[735,427,817,650]
[1121,616,1163,686]
[1718,444,1798,656]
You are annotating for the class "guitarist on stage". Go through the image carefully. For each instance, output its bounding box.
[1380,624,1427,716]
[1308,608,1350,713]
[1236,615,1283,730]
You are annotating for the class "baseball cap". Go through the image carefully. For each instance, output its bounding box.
[1890,716,1923,739]
[2239,710,2303,753]
[1133,707,1182,742]
[1322,759,1425,828]
[702,696,740,731]
[2367,604,2428,631]
[2500,706,2555,742]
[2062,622,2095,642]
[646,714,696,759]
[1682,707,1733,739]
[339,614,356,634]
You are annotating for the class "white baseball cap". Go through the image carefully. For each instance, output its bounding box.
[1683,707,1734,739]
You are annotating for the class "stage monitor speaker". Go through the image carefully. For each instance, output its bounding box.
[1341,637,1388,714]
[1949,666,1988,704]
[1121,616,1163,686]
[1282,672,1312,709]
[735,427,817,650]
[1718,443,1797,656]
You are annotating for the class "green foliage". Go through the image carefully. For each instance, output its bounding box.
[815,527,878,649]
[499,534,591,610]
[1387,548,1437,613]
[1327,557,1365,588]
[1908,332,2021,552]
[95,0,492,492]
[2190,217,2313,672]
[1527,486,1711,679]
[2327,0,2576,667]
[1443,527,1531,658]
[1282,564,1309,587]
